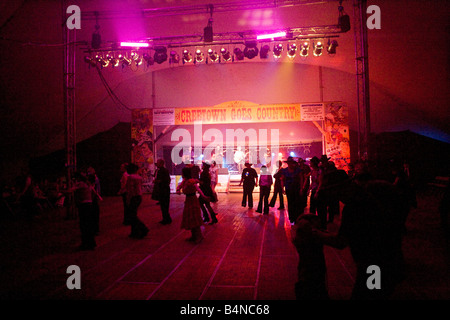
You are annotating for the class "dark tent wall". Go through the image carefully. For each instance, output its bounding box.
[29,122,131,196]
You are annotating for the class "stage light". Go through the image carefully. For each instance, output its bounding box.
[273,43,283,59]
[182,50,193,63]
[327,40,338,55]
[300,41,309,57]
[108,55,120,67]
[207,49,219,62]
[118,54,132,67]
[84,56,97,67]
[243,41,259,59]
[220,48,232,61]
[290,151,295,157]
[195,49,205,63]
[154,46,168,64]
[287,43,297,59]
[143,53,154,66]
[256,31,286,40]
[130,51,140,61]
[170,51,180,64]
[234,47,244,61]
[260,45,270,59]
[313,41,323,56]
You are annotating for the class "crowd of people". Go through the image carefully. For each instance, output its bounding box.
[1,153,424,300]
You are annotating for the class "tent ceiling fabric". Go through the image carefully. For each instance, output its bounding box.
[0,0,449,174]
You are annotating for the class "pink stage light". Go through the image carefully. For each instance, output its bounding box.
[256,31,286,40]
[120,42,149,48]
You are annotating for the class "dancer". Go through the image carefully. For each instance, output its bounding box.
[176,167,208,244]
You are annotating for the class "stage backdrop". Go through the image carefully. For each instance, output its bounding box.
[131,101,350,190]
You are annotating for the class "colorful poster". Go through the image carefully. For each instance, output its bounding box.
[131,109,154,192]
[323,102,351,172]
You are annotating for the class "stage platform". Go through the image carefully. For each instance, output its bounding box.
[0,191,449,301]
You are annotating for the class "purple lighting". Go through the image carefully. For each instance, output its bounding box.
[120,42,149,48]
[256,31,286,40]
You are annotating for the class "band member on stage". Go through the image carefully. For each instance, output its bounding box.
[234,146,246,173]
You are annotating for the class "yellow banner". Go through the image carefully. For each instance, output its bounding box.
[174,101,301,125]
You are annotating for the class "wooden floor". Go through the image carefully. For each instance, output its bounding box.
[0,191,449,302]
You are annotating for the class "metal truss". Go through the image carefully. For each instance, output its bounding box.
[352,0,370,160]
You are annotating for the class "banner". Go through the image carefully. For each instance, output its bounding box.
[131,109,154,192]
[323,102,351,172]
[173,101,301,125]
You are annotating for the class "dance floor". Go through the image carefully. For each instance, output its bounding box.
[0,191,449,302]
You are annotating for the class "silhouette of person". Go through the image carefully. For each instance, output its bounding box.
[176,167,207,244]
[198,162,218,224]
[239,162,258,208]
[292,213,329,300]
[126,163,149,239]
[313,170,406,300]
[118,163,130,225]
[154,159,172,225]
[256,165,273,215]
[269,161,285,210]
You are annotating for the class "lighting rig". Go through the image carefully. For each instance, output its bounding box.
[83,1,350,70]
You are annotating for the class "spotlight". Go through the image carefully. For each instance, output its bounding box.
[135,56,143,66]
[273,43,283,59]
[130,51,140,61]
[287,43,297,59]
[300,41,309,57]
[170,51,180,64]
[260,45,270,59]
[84,56,97,67]
[220,48,232,61]
[121,56,132,67]
[143,53,154,66]
[195,49,205,63]
[313,41,323,56]
[243,41,259,59]
[108,55,120,67]
[207,48,219,62]
[182,50,193,63]
[233,47,244,61]
[154,46,168,64]
[327,40,338,55]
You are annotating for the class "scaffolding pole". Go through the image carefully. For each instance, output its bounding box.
[353,0,371,161]
[63,2,77,219]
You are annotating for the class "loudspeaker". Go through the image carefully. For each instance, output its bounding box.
[204,26,213,42]
[338,14,351,32]
[91,33,101,49]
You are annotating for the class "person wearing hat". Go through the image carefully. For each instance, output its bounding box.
[313,169,406,300]
[239,162,258,208]
[280,156,302,225]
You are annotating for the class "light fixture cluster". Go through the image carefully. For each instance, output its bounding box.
[84,39,339,69]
